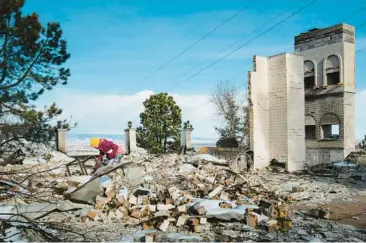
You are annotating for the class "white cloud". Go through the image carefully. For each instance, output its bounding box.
[35,89,220,139]
[35,87,366,141]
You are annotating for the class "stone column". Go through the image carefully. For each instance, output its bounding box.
[56,129,67,153]
[124,121,137,154]
[180,121,194,150]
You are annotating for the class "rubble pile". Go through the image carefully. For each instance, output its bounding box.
[1,151,366,242]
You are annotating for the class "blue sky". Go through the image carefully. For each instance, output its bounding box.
[23,0,366,139]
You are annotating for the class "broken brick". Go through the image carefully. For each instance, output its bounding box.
[130,209,143,219]
[200,217,207,225]
[129,195,137,205]
[159,220,170,232]
[87,210,99,221]
[117,206,129,216]
[157,204,174,211]
[265,219,278,232]
[246,212,258,228]
[177,205,187,213]
[176,215,188,227]
[142,222,154,230]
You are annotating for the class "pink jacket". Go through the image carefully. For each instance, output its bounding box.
[96,139,125,161]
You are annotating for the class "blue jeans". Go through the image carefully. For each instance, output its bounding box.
[104,154,123,165]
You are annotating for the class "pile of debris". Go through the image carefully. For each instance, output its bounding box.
[1,151,366,242]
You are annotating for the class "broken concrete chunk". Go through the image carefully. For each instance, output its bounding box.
[154,210,170,217]
[108,210,116,220]
[54,181,68,195]
[129,195,138,205]
[115,209,124,219]
[208,185,223,198]
[219,191,230,201]
[123,163,146,186]
[174,198,183,206]
[148,204,157,212]
[193,225,202,233]
[137,196,144,205]
[229,158,246,173]
[66,177,102,205]
[157,204,174,211]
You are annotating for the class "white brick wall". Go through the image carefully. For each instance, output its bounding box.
[269,55,288,161]
[285,54,306,171]
[249,54,306,171]
[250,56,270,170]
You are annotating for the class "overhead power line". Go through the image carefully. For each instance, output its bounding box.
[343,5,366,22]
[167,0,320,92]
[218,6,366,83]
[136,0,257,86]
[356,46,366,53]
[356,21,366,29]
[161,1,301,90]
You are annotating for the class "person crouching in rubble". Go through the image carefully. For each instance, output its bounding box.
[90,137,125,173]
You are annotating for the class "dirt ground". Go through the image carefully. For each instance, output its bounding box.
[292,195,366,229]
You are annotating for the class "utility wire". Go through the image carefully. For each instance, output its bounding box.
[136,0,257,87]
[356,21,366,29]
[356,46,366,53]
[167,0,320,92]
[343,5,366,22]
[161,1,301,90]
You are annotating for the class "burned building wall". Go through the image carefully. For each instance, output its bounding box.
[295,23,355,166]
[248,53,305,171]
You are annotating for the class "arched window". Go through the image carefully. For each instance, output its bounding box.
[320,113,340,139]
[305,115,316,139]
[325,55,340,85]
[304,60,315,89]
